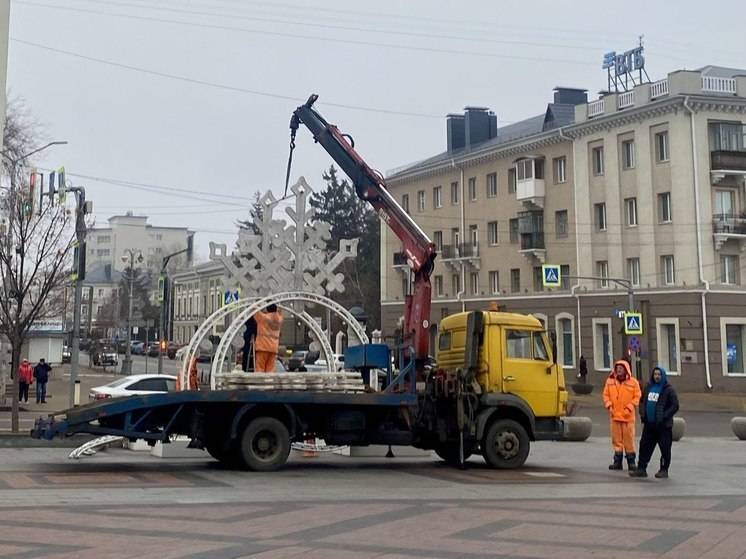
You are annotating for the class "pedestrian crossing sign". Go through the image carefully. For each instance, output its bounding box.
[624,312,643,335]
[541,264,561,288]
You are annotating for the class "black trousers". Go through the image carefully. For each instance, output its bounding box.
[638,423,673,471]
[19,382,29,402]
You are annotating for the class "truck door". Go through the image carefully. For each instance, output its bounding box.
[501,328,559,417]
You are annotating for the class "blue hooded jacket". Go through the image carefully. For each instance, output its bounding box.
[644,366,667,423]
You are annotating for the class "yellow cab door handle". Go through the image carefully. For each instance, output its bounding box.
[503,376,516,382]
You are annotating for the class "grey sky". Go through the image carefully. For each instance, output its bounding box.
[7,0,746,258]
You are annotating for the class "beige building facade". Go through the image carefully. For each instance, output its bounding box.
[382,67,746,392]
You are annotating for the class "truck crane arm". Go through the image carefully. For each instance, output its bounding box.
[289,94,437,370]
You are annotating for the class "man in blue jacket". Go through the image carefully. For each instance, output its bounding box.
[33,358,52,404]
[630,366,679,479]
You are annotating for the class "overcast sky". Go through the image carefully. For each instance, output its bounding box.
[7,0,746,258]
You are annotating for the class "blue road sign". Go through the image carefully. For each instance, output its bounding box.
[542,264,561,288]
[624,312,643,335]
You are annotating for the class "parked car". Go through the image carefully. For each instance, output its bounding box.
[61,345,71,364]
[89,374,177,400]
[287,350,309,371]
[79,338,92,352]
[91,341,118,367]
[131,341,146,355]
[147,342,160,357]
[116,339,129,354]
[306,353,345,372]
[167,342,180,360]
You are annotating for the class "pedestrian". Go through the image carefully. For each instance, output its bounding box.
[253,305,283,373]
[242,316,257,372]
[17,359,33,403]
[577,355,588,382]
[33,358,52,404]
[603,359,642,471]
[630,366,679,479]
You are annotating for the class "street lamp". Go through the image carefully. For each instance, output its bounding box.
[120,249,144,375]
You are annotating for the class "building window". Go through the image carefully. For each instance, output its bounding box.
[553,157,567,184]
[594,203,607,231]
[401,277,408,298]
[555,210,568,238]
[97,235,110,244]
[433,186,442,209]
[487,221,499,245]
[561,264,570,290]
[470,272,479,295]
[96,249,110,257]
[516,158,542,180]
[434,275,443,297]
[627,257,641,287]
[402,194,409,213]
[593,318,613,371]
[510,268,520,293]
[655,131,669,162]
[621,139,635,169]
[721,255,739,285]
[469,224,478,247]
[656,318,681,375]
[486,173,498,197]
[509,218,519,244]
[555,313,575,368]
[658,192,672,223]
[452,274,461,295]
[592,145,604,176]
[533,266,544,292]
[596,260,609,288]
[417,190,425,212]
[468,177,477,201]
[714,189,736,217]
[661,255,675,285]
[450,181,459,205]
[625,197,638,227]
[489,270,499,294]
[508,168,516,194]
[721,318,746,376]
[440,307,449,319]
[451,228,460,247]
[433,231,443,251]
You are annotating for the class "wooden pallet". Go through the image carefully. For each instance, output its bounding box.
[215,371,366,393]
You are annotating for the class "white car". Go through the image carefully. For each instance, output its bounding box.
[89,374,177,400]
[305,354,345,372]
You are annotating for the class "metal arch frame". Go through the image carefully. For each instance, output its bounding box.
[177,298,335,391]
[210,291,369,388]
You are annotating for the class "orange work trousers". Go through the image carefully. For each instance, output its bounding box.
[609,420,636,454]
[255,351,276,373]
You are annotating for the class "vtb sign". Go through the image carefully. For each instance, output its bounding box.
[602,47,645,76]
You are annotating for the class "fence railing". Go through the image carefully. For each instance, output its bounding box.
[702,76,737,94]
[587,99,605,118]
[650,79,669,99]
[617,91,634,109]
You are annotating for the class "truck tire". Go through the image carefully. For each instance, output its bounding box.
[434,444,473,465]
[483,419,530,469]
[238,417,291,472]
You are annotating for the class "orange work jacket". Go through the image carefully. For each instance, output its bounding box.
[602,360,642,423]
[254,310,283,354]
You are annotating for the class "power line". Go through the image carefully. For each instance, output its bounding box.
[14,1,593,66]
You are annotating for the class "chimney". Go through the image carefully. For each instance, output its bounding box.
[446,114,465,152]
[464,107,497,148]
[553,87,588,105]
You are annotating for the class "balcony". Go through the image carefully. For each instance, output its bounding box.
[713,213,746,249]
[649,78,669,99]
[517,211,545,262]
[617,91,634,109]
[392,251,409,274]
[709,123,746,182]
[514,157,545,208]
[440,243,481,270]
[587,99,604,118]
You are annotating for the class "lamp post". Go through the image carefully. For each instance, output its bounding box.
[120,249,143,375]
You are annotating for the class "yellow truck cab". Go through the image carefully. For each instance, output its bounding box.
[430,310,568,468]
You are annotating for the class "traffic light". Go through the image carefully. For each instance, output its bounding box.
[159,339,167,351]
[57,167,66,203]
[157,275,165,302]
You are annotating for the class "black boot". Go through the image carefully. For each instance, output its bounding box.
[655,469,669,479]
[609,452,623,470]
[626,453,637,471]
[629,468,648,478]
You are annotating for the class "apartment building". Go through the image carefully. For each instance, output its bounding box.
[171,261,225,344]
[382,66,746,392]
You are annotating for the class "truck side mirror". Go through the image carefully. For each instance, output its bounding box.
[549,331,557,366]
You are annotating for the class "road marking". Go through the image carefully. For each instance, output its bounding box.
[523,472,566,478]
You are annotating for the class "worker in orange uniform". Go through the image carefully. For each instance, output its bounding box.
[175,353,200,391]
[603,359,642,471]
[253,305,283,372]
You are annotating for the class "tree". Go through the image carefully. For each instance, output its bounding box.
[236,191,264,236]
[309,165,381,328]
[1,103,75,432]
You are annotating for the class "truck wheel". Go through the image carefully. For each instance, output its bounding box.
[483,419,530,469]
[239,417,290,472]
[434,444,472,465]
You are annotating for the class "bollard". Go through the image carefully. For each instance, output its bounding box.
[672,417,686,442]
[561,416,592,441]
[732,417,746,440]
[73,380,81,407]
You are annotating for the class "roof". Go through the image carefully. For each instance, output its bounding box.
[696,65,746,78]
[439,311,543,331]
[388,103,576,179]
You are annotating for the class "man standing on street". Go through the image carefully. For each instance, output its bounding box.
[18,359,33,404]
[630,366,679,479]
[253,305,283,373]
[241,316,257,372]
[603,359,642,471]
[33,358,52,404]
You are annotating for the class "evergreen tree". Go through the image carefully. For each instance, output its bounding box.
[236,192,264,235]
[310,165,381,328]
